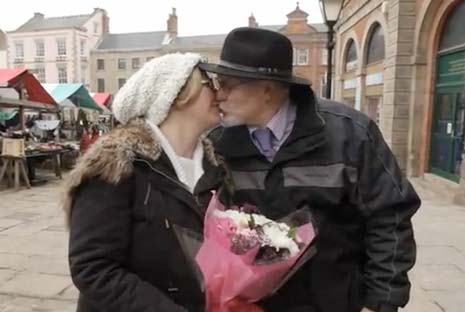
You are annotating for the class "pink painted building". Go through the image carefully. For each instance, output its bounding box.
[7,8,109,87]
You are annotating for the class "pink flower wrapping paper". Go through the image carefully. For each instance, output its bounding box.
[196,192,316,312]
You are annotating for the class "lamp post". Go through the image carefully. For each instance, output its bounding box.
[319,0,344,99]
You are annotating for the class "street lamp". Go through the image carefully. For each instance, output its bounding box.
[319,0,344,99]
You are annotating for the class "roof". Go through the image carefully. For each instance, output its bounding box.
[259,23,327,33]
[287,5,309,18]
[0,68,57,106]
[13,14,91,32]
[260,25,285,32]
[170,34,227,49]
[96,31,167,51]
[43,83,101,111]
[310,23,328,32]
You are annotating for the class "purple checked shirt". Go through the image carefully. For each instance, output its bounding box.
[249,102,297,162]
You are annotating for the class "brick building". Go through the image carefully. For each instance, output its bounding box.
[333,0,465,198]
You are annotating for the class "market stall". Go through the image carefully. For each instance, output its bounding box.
[92,92,113,132]
[43,83,102,140]
[0,69,78,189]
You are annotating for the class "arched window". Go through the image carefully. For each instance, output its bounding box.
[345,39,358,72]
[439,1,465,52]
[366,23,385,65]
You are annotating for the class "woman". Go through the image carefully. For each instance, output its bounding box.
[63,53,223,312]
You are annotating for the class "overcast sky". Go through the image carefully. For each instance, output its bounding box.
[0,0,323,36]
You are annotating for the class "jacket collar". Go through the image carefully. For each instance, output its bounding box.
[63,118,220,225]
[215,85,326,161]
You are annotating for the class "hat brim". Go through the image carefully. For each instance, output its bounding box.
[199,63,310,86]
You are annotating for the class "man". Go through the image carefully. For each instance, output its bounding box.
[197,27,420,312]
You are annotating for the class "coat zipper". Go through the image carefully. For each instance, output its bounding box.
[134,158,191,193]
[134,158,203,219]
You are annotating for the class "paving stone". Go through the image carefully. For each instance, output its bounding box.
[411,264,465,291]
[0,272,72,297]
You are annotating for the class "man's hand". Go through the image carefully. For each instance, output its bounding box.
[361,307,376,312]
[225,298,264,312]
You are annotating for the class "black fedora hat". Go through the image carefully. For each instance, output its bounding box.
[199,27,310,86]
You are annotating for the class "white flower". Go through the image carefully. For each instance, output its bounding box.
[214,209,301,257]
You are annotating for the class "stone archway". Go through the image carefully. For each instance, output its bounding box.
[410,0,464,177]
[360,21,386,125]
[337,34,362,109]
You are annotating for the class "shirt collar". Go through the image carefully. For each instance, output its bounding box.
[248,101,290,141]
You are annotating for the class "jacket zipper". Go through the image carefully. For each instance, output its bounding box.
[134,158,191,193]
[134,158,203,219]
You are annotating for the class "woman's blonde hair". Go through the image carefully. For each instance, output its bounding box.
[173,67,204,108]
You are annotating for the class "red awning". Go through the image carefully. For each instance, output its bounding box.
[93,92,112,107]
[0,68,57,106]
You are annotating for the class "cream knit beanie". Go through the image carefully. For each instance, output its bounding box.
[112,52,202,125]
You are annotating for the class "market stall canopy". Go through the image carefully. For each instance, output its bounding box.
[44,83,101,112]
[42,84,75,108]
[92,92,112,107]
[0,68,57,106]
[91,92,112,115]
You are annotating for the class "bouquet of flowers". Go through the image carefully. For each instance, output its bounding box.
[175,192,317,312]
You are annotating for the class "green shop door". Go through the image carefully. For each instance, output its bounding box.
[430,50,465,182]
[430,89,464,182]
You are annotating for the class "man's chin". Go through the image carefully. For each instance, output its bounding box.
[221,115,245,128]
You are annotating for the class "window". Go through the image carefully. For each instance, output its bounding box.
[439,1,465,52]
[132,58,140,69]
[35,67,46,83]
[296,49,309,65]
[367,96,382,124]
[98,78,105,92]
[80,40,86,56]
[118,78,126,89]
[146,56,154,62]
[97,59,105,70]
[118,58,127,70]
[15,42,24,58]
[57,38,66,56]
[94,22,99,34]
[345,39,358,72]
[57,65,68,83]
[30,67,46,83]
[81,65,87,84]
[366,24,385,65]
[35,40,45,57]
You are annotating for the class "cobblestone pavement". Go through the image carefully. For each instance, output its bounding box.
[0,176,464,311]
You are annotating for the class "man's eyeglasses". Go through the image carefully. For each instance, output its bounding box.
[216,78,252,93]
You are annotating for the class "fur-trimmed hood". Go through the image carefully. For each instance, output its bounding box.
[62,118,218,226]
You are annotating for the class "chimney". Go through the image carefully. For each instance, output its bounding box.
[248,13,258,28]
[167,8,178,38]
[102,10,110,34]
[34,12,44,19]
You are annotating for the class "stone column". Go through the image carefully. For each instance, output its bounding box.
[382,0,416,171]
